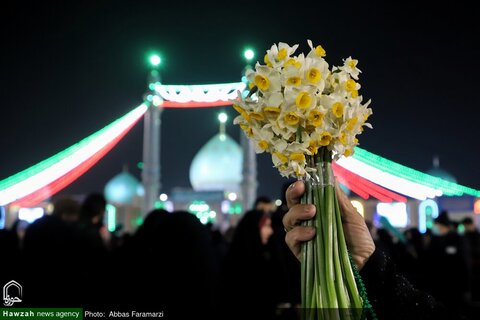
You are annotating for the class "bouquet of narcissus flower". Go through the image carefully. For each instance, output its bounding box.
[232,40,373,319]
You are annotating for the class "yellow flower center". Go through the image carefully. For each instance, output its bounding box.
[332,102,344,118]
[277,48,287,60]
[348,59,358,68]
[290,153,305,162]
[315,45,326,57]
[255,74,270,91]
[307,110,324,127]
[307,68,321,84]
[308,141,318,155]
[351,90,359,98]
[339,133,347,145]
[258,140,269,151]
[318,132,332,146]
[345,79,357,92]
[284,58,301,68]
[263,107,281,118]
[295,92,312,109]
[274,152,288,164]
[287,77,301,86]
[346,117,358,131]
[249,112,265,121]
[284,112,300,125]
[344,148,353,157]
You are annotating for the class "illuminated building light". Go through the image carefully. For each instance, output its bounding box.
[350,200,364,217]
[376,202,408,228]
[474,199,480,214]
[106,204,116,232]
[18,207,44,223]
[155,82,246,106]
[0,207,5,229]
[227,192,237,201]
[333,163,407,203]
[337,156,439,200]
[0,104,147,206]
[152,95,163,107]
[218,113,228,123]
[159,193,168,202]
[353,147,480,197]
[221,200,230,213]
[418,199,439,233]
[188,201,210,213]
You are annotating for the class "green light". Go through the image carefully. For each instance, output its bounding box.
[106,204,116,232]
[244,49,255,61]
[149,54,161,66]
[135,217,144,226]
[352,147,480,197]
[154,201,164,209]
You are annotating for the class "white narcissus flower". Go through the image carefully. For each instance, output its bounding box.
[341,57,361,80]
[301,57,329,92]
[251,125,275,153]
[246,64,282,94]
[307,39,327,59]
[283,85,317,115]
[265,42,299,69]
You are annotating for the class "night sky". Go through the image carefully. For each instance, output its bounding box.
[1,1,479,202]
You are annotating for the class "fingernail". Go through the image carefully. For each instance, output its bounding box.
[288,182,296,190]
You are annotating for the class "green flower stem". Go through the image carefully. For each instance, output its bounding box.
[334,189,363,309]
[313,182,327,308]
[300,148,363,319]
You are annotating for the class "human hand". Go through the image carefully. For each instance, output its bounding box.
[282,181,375,270]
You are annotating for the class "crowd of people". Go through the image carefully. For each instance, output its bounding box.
[0,183,479,319]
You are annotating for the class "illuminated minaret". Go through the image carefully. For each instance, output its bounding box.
[240,48,258,212]
[141,54,162,215]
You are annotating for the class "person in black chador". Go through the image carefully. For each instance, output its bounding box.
[114,210,219,319]
[422,211,470,316]
[282,181,463,320]
[220,209,284,319]
[21,197,83,306]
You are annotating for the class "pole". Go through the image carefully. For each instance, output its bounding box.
[141,69,162,215]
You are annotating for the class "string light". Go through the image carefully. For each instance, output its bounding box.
[0,104,147,206]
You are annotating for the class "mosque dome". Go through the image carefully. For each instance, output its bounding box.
[104,168,143,205]
[189,132,243,192]
[426,156,457,183]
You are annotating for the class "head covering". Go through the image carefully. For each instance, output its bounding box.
[434,210,451,227]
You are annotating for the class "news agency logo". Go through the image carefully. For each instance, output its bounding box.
[3,280,22,306]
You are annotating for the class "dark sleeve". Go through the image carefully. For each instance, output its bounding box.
[359,249,456,320]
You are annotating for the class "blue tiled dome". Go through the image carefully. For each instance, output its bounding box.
[189,133,243,192]
[104,170,142,204]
